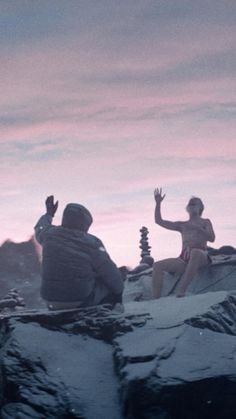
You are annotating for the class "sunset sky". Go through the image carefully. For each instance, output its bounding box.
[1,1,236,267]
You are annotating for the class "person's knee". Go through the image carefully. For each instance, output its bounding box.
[189,249,207,264]
[190,248,202,257]
[153,260,165,272]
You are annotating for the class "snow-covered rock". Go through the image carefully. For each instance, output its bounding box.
[1,291,236,418]
[115,291,236,419]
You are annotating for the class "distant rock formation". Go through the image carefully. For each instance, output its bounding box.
[207,245,236,256]
[1,291,236,418]
[0,237,41,277]
[0,238,44,308]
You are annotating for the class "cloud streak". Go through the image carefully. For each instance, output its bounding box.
[0,1,235,265]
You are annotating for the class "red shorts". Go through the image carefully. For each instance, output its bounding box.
[179,247,212,264]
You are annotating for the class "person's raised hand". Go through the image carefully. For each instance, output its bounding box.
[154,187,166,204]
[45,195,59,217]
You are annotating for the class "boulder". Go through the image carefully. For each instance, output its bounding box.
[207,245,236,256]
[1,292,236,418]
[162,259,236,297]
[115,292,236,419]
[0,305,146,419]
[0,289,25,311]
[0,238,44,309]
[124,256,236,302]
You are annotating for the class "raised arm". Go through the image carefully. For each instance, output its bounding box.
[34,195,58,245]
[35,214,53,245]
[154,188,183,232]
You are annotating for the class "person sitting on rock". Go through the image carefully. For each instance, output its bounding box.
[152,188,216,298]
[34,196,124,310]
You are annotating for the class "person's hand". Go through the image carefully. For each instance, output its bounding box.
[154,187,166,204]
[45,195,58,217]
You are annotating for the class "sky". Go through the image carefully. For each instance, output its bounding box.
[0,0,236,267]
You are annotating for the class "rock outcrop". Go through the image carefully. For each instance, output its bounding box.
[0,238,40,277]
[0,238,44,309]
[1,291,236,418]
[1,241,236,418]
[125,253,236,302]
[0,289,25,311]
[116,292,236,419]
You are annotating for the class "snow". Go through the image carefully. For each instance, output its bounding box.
[124,291,230,328]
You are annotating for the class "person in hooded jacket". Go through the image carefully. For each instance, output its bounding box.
[34,196,124,310]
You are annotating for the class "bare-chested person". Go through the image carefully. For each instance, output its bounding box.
[152,187,215,298]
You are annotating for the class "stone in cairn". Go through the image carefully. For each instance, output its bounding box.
[139,226,152,262]
[0,289,25,311]
[125,227,154,281]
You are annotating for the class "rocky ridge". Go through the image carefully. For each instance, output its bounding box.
[1,242,236,418]
[1,290,236,418]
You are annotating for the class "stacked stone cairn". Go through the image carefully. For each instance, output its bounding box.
[139,226,152,262]
[0,289,25,311]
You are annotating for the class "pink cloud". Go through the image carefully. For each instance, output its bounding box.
[0,5,235,266]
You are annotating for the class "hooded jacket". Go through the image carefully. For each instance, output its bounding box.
[34,208,123,304]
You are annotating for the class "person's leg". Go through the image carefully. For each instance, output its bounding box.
[90,278,123,308]
[152,258,186,299]
[175,249,209,297]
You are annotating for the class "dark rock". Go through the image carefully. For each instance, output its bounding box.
[119,266,129,281]
[140,256,154,268]
[0,238,44,309]
[207,245,236,256]
[0,304,151,418]
[0,289,25,311]
[0,292,236,418]
[0,238,40,278]
[118,326,236,419]
[186,293,236,335]
[115,292,236,419]
[1,403,44,419]
[0,309,122,418]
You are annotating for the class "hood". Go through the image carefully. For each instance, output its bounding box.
[62,203,93,231]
